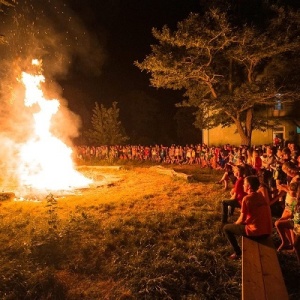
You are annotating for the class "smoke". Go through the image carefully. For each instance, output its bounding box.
[0,0,107,76]
[0,0,107,190]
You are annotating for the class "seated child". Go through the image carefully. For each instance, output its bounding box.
[275,180,300,251]
[215,163,236,190]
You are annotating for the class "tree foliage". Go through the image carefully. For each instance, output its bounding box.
[0,0,14,9]
[85,102,129,145]
[0,0,15,44]
[135,4,300,145]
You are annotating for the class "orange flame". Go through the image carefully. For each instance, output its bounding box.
[17,60,92,191]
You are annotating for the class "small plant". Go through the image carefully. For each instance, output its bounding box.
[46,193,59,237]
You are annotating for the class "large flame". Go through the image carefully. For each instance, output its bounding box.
[17,60,92,192]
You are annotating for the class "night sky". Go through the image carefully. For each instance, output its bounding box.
[61,0,203,143]
[8,1,300,145]
[1,1,299,145]
[64,0,201,92]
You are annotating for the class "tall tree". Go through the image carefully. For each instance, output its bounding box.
[135,5,300,146]
[85,102,129,145]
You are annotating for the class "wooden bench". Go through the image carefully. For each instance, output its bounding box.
[292,225,300,264]
[242,236,289,300]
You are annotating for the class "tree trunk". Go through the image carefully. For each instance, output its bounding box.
[244,108,253,145]
[234,110,253,147]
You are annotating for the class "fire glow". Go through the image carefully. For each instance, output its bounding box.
[17,60,92,192]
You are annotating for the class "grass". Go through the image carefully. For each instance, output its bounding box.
[0,163,299,299]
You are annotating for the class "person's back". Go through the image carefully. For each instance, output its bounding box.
[257,183,271,204]
[242,191,272,236]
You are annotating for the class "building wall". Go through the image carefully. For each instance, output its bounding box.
[202,120,300,147]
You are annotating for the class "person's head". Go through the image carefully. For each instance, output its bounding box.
[289,143,296,151]
[243,175,260,193]
[276,148,282,157]
[282,147,291,160]
[234,165,245,178]
[282,161,299,178]
[237,155,245,164]
[267,146,275,155]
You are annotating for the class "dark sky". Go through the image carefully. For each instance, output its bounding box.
[60,0,202,133]
[1,0,298,144]
[65,0,201,90]
[1,0,300,144]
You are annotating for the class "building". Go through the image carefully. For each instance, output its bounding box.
[202,102,300,147]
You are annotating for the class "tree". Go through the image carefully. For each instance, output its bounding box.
[85,102,129,145]
[0,0,15,44]
[135,5,300,146]
[174,107,202,144]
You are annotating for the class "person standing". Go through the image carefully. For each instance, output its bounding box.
[223,175,273,259]
[274,135,281,148]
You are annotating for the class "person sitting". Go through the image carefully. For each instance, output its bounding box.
[229,155,256,177]
[221,165,247,224]
[270,156,300,215]
[275,180,300,251]
[215,163,237,190]
[223,175,273,260]
[257,175,271,203]
[251,149,263,175]
[279,147,298,184]
[257,171,288,217]
[261,146,277,198]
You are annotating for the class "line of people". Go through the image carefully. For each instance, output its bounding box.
[74,142,299,169]
[219,145,300,261]
[74,144,218,165]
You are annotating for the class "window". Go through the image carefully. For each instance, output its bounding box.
[274,99,282,110]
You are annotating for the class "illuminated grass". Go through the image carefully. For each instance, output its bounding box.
[0,165,298,299]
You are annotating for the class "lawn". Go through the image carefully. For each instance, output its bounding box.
[0,163,299,299]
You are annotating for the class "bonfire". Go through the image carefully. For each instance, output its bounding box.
[6,59,93,199]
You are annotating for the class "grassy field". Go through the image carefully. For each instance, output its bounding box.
[0,163,299,299]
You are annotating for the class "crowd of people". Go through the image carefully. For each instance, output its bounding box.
[73,143,289,168]
[74,142,300,261]
[218,142,300,261]
[74,144,220,165]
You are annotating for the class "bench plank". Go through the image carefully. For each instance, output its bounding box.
[258,238,289,300]
[242,237,289,300]
[293,226,300,264]
[242,237,265,300]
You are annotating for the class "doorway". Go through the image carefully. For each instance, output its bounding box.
[273,128,284,147]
